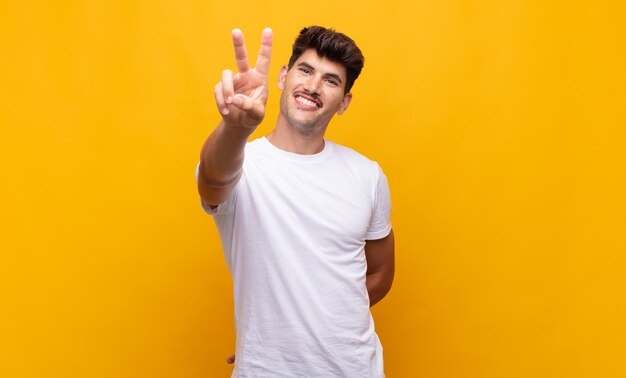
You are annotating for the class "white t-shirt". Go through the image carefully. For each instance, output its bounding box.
[198,137,392,377]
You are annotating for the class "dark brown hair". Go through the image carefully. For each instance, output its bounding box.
[288,26,364,93]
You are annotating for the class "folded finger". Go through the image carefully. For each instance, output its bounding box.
[214,82,229,115]
[221,70,234,104]
[233,72,241,88]
[232,29,250,73]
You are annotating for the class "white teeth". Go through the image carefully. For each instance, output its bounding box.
[296,96,317,108]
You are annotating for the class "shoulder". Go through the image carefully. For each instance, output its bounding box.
[241,137,272,165]
[327,140,382,175]
[244,137,265,153]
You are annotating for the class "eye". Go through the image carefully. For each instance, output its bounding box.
[325,78,339,87]
[299,67,311,74]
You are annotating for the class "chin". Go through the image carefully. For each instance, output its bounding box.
[288,119,317,134]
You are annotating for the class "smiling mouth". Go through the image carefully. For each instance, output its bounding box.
[294,93,321,109]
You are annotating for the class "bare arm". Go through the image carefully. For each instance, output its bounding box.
[365,229,395,307]
[198,28,273,206]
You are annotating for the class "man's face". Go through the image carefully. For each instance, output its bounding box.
[278,49,352,134]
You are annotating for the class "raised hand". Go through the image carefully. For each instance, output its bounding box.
[214,28,273,129]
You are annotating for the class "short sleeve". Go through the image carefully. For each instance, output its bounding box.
[365,164,392,240]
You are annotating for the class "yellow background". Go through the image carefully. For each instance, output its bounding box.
[1,1,625,377]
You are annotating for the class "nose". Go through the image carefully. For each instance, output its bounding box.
[303,74,322,95]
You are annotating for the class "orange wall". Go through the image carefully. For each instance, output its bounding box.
[1,1,625,377]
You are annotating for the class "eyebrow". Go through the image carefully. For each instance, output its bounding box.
[297,62,343,84]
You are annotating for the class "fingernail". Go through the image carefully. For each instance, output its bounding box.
[222,108,229,115]
[233,96,243,106]
[226,96,233,104]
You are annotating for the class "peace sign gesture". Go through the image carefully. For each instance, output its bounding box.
[214,28,273,129]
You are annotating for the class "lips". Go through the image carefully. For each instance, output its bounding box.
[294,91,322,110]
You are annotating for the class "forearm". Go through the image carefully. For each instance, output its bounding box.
[199,28,272,205]
[198,121,255,205]
[366,270,393,307]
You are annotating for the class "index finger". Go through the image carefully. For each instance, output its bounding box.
[232,29,250,73]
[255,27,273,76]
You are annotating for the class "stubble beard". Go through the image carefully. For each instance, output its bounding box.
[279,91,326,135]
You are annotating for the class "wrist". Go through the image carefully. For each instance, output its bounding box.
[221,120,258,135]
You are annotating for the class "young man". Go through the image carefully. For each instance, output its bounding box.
[197,26,395,377]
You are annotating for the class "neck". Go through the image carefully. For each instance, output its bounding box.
[267,116,327,155]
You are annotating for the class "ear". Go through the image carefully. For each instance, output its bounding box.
[278,65,288,90]
[336,92,353,115]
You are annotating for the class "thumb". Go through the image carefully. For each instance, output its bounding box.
[232,94,264,121]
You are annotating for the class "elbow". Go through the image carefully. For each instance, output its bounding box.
[367,270,394,307]
[197,167,241,207]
